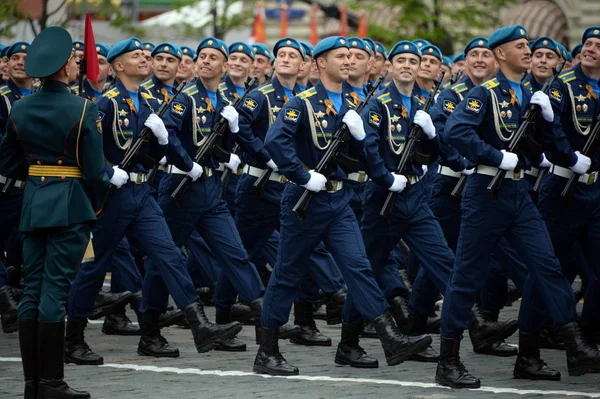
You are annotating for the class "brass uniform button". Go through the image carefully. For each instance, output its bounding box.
[37,160,41,165]
[40,177,45,182]
[57,160,63,165]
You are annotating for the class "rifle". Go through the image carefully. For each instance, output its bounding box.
[221,143,243,199]
[379,71,446,219]
[450,70,463,85]
[171,77,257,205]
[291,71,388,220]
[487,62,564,199]
[561,120,600,199]
[451,173,467,199]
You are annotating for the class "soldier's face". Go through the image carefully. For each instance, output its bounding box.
[142,50,154,76]
[318,48,350,83]
[418,54,441,81]
[153,53,180,82]
[226,52,253,80]
[452,60,466,75]
[176,55,196,82]
[0,57,7,78]
[348,49,371,81]
[371,52,386,76]
[8,53,28,80]
[573,53,581,66]
[274,47,302,78]
[391,53,420,84]
[113,50,148,78]
[498,39,531,72]
[98,55,110,83]
[441,64,452,81]
[466,48,495,81]
[581,38,600,69]
[309,58,320,81]
[531,49,559,79]
[251,55,270,78]
[297,56,313,80]
[197,48,226,80]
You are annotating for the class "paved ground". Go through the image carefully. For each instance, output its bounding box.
[1,290,599,398]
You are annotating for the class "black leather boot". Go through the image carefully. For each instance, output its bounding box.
[407,315,439,362]
[215,307,247,352]
[231,302,255,325]
[137,312,179,358]
[372,312,432,366]
[102,300,140,336]
[90,291,132,320]
[196,286,215,306]
[468,307,517,355]
[1,311,18,333]
[184,300,242,353]
[249,297,263,344]
[158,308,185,329]
[387,296,409,332]
[505,279,520,307]
[290,301,331,346]
[558,322,600,376]
[0,285,18,333]
[253,327,299,376]
[19,320,37,399]
[64,318,103,365]
[360,321,378,338]
[435,336,481,388]
[539,326,565,350]
[513,331,560,380]
[426,316,441,334]
[582,321,599,348]
[335,322,378,368]
[326,288,346,325]
[37,321,91,398]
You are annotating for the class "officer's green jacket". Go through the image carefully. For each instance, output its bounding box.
[0,80,110,232]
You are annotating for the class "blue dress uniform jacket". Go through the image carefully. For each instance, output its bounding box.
[141,74,173,104]
[0,79,28,137]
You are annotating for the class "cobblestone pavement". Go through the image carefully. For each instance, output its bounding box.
[1,291,598,399]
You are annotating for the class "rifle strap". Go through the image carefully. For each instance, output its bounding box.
[263,93,275,126]
[3,96,11,115]
[383,103,404,155]
[303,98,330,151]
[566,83,592,137]
[489,89,515,142]
[110,98,132,150]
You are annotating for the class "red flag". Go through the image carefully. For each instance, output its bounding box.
[280,3,288,38]
[358,12,368,38]
[251,1,266,43]
[83,13,99,83]
[339,5,348,37]
[309,5,319,46]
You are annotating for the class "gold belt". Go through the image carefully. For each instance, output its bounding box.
[29,165,83,179]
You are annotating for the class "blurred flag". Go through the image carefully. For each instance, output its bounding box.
[339,5,348,37]
[358,12,368,38]
[280,2,288,38]
[251,1,266,43]
[83,13,99,83]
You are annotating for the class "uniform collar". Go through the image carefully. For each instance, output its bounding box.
[314,80,349,114]
[7,78,26,97]
[387,81,420,119]
[269,76,301,100]
[150,74,169,91]
[458,75,475,90]
[523,72,543,92]
[39,80,70,94]
[572,63,591,83]
[495,69,525,94]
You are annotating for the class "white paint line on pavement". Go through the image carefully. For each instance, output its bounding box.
[1,358,599,397]
[86,320,139,325]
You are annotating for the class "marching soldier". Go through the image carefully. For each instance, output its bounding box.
[297,42,314,91]
[0,26,110,399]
[141,42,155,79]
[250,43,273,86]
[176,46,197,85]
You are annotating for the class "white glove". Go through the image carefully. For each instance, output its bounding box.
[225,153,241,172]
[187,162,204,181]
[158,156,167,166]
[388,173,408,192]
[530,91,553,122]
[110,166,129,188]
[421,165,428,175]
[414,110,436,139]
[144,114,169,145]
[570,151,591,175]
[539,153,552,168]
[301,170,327,192]
[342,110,366,141]
[221,105,239,133]
[461,168,475,176]
[499,150,518,171]
[266,159,279,172]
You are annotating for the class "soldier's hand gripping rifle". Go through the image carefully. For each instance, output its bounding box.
[487,62,564,199]
[291,71,388,220]
[171,77,257,206]
[379,71,445,219]
[560,119,600,199]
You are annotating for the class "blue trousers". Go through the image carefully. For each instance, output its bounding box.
[441,175,576,337]
[109,237,143,294]
[261,184,387,328]
[68,183,198,318]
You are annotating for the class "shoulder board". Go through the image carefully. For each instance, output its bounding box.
[218,82,228,92]
[33,81,41,88]
[297,87,317,100]
[523,81,531,88]
[482,78,499,91]
[0,85,11,96]
[258,83,274,95]
[102,88,120,99]
[559,70,576,83]
[140,91,156,100]
[414,95,425,106]
[140,79,154,89]
[441,81,452,90]
[184,87,199,97]
[450,82,468,94]
[376,92,391,105]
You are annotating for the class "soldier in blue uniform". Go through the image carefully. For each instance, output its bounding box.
[250,43,272,86]
[66,37,241,364]
[176,46,197,85]
[367,41,387,84]
[437,25,600,388]
[0,26,110,399]
[141,42,182,103]
[538,27,600,351]
[297,42,314,91]
[141,42,155,79]
[254,36,432,376]
[572,43,583,66]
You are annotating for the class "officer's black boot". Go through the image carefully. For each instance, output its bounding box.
[89,291,132,320]
[468,307,518,354]
[558,322,600,376]
[0,285,18,333]
[334,322,379,368]
[326,288,346,325]
[231,302,254,325]
[582,320,599,348]
[290,301,331,346]
[372,312,432,366]
[137,311,180,358]
[471,307,517,357]
[184,300,242,353]
[64,318,104,365]
[249,297,301,344]
[253,327,299,376]
[37,321,91,399]
[215,307,247,352]
[513,331,561,380]
[19,320,37,399]
[407,315,440,362]
[387,296,408,332]
[102,300,140,336]
[435,336,481,388]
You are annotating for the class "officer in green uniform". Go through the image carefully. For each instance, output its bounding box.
[0,26,110,399]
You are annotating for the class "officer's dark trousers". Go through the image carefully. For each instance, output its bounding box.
[441,175,576,338]
[109,237,143,294]
[21,223,90,322]
[261,184,387,329]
